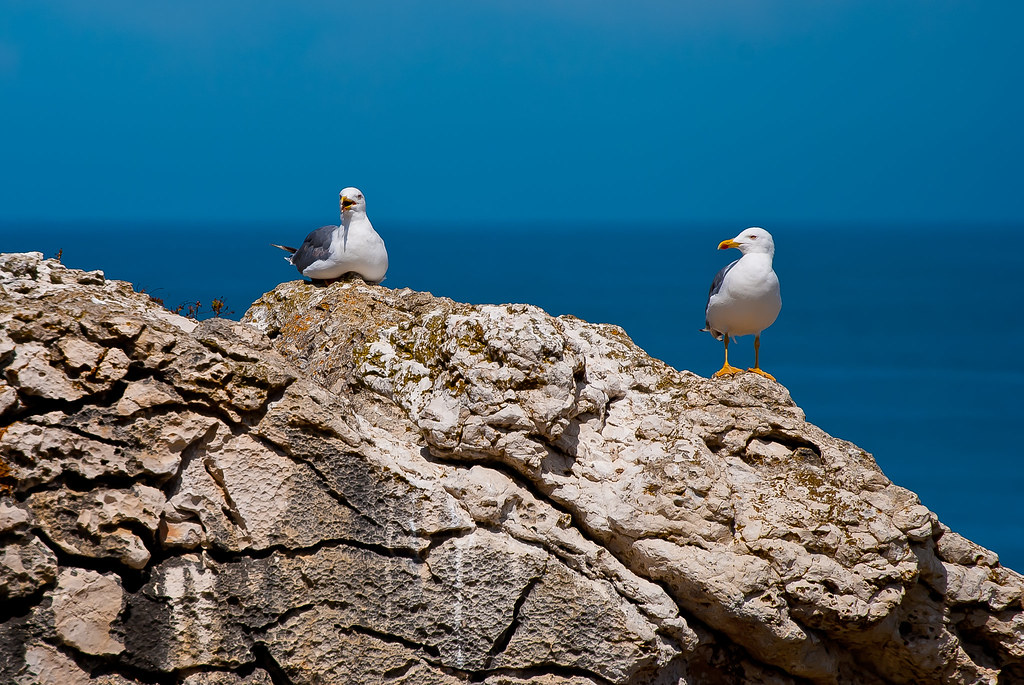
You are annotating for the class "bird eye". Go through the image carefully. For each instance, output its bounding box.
[748,235,757,240]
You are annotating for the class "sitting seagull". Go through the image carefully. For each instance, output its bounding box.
[272,187,388,284]
[702,227,782,380]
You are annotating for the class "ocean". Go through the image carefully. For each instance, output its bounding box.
[2,219,1022,570]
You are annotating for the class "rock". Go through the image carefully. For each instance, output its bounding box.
[491,561,676,682]
[27,485,164,569]
[52,569,125,656]
[0,499,31,533]
[265,607,464,685]
[181,672,274,685]
[937,524,1001,567]
[4,342,90,402]
[0,535,57,599]
[1,251,1022,685]
[16,642,138,685]
[244,277,1024,684]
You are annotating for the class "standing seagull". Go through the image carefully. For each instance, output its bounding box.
[702,227,782,380]
[273,187,388,284]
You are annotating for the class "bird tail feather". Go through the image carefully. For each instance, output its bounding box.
[271,243,297,254]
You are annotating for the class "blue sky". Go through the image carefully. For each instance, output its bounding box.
[1,1,1022,224]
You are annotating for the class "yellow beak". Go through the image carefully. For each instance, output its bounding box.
[341,197,355,210]
[718,239,741,250]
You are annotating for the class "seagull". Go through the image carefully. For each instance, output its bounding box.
[272,187,388,285]
[702,227,782,380]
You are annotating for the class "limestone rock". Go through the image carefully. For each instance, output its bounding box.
[27,485,164,569]
[1,251,1021,685]
[15,642,139,685]
[52,568,125,656]
[0,499,31,533]
[264,605,463,685]
[244,277,1024,684]
[0,534,57,599]
[181,673,274,685]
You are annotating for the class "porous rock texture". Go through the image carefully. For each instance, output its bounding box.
[1,251,1021,685]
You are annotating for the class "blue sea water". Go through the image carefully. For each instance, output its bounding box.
[2,220,1022,569]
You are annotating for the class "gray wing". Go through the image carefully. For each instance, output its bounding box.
[290,225,337,273]
[702,259,738,336]
[705,260,738,313]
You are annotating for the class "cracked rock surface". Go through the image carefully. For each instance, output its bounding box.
[1,251,1022,684]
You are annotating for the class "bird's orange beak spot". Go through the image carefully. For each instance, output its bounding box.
[718,239,740,250]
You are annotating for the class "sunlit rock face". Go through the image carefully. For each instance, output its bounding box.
[2,250,1022,685]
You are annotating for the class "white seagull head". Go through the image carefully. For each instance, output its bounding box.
[718,227,775,257]
[339,187,367,216]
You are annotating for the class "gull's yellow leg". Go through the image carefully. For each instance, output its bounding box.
[713,335,743,377]
[747,334,776,381]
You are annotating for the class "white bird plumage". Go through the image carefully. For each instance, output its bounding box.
[273,187,389,284]
[702,227,782,380]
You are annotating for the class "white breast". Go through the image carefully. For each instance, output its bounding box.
[301,217,388,283]
[331,218,389,283]
[706,254,781,337]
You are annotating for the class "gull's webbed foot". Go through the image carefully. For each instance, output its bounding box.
[713,364,743,378]
[747,367,776,381]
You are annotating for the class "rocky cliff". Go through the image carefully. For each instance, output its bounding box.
[1,251,1021,685]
